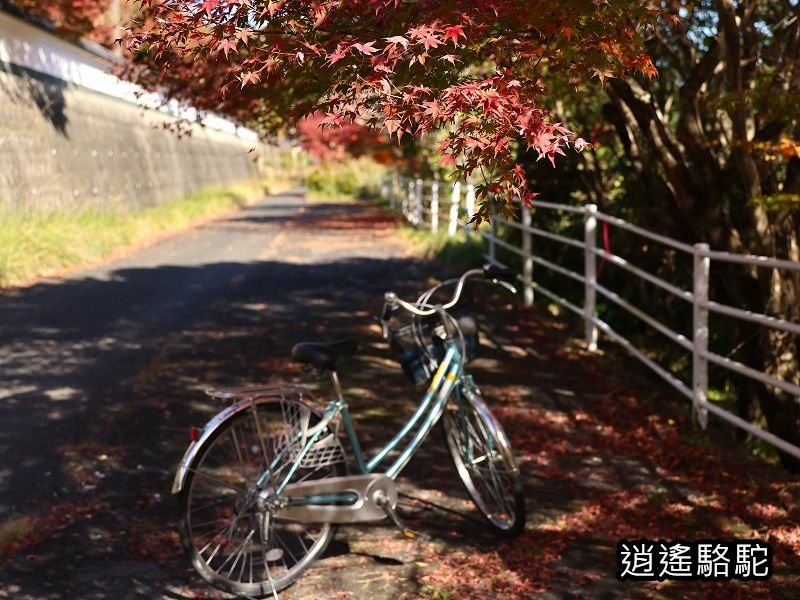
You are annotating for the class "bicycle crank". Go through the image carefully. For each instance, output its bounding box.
[374,489,429,541]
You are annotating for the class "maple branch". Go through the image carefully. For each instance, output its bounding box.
[650,26,687,74]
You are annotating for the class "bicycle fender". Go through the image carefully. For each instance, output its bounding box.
[172,396,265,495]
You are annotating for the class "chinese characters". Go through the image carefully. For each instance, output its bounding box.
[617,539,771,581]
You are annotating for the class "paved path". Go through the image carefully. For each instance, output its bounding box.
[0,191,437,598]
[0,193,305,522]
[1,191,799,599]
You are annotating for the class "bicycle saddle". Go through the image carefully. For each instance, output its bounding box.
[291,340,358,371]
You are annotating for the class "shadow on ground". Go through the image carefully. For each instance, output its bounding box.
[1,199,799,599]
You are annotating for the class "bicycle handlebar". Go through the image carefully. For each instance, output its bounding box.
[382,264,517,320]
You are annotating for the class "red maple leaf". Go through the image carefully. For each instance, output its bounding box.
[422,100,444,120]
[443,25,465,47]
[240,71,261,88]
[420,33,442,51]
[439,152,457,168]
[216,38,238,59]
[120,0,660,216]
[236,29,253,44]
[407,25,442,51]
[327,45,348,65]
[352,41,379,55]
[384,35,409,49]
[200,0,220,15]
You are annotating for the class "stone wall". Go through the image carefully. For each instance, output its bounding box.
[0,63,258,212]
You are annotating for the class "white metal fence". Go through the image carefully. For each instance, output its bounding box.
[381,173,800,461]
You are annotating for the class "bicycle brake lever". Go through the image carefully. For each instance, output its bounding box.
[494,280,518,295]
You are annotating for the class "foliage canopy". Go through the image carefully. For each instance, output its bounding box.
[120,0,660,220]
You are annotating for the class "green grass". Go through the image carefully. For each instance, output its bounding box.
[304,189,360,203]
[400,224,490,271]
[0,179,273,288]
[303,157,387,203]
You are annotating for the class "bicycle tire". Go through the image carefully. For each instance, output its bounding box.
[177,397,345,597]
[442,385,526,537]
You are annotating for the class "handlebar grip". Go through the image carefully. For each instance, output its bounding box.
[483,263,515,282]
[380,302,393,322]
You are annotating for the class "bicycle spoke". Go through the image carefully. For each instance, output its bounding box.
[444,393,523,534]
[293,463,328,485]
[249,542,254,584]
[181,398,343,595]
[188,495,233,515]
[191,516,234,531]
[273,530,300,565]
[187,467,248,494]
[200,521,236,565]
[221,528,255,577]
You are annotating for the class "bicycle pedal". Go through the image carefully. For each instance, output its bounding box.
[375,490,430,543]
[400,527,430,543]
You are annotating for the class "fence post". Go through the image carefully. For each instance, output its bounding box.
[522,202,533,307]
[464,183,475,238]
[693,243,710,429]
[431,181,439,232]
[584,204,598,351]
[382,174,391,208]
[448,182,461,237]
[489,193,498,264]
[405,179,413,222]
[415,178,423,227]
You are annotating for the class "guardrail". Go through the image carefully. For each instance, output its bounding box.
[380,173,800,461]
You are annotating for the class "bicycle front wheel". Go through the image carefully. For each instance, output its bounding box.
[442,385,525,537]
[177,397,345,597]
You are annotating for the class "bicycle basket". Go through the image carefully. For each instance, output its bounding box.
[451,307,480,363]
[415,283,481,363]
[277,391,346,469]
[388,321,439,386]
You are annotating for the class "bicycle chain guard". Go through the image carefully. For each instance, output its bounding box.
[275,473,397,524]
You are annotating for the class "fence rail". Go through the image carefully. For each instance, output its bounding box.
[380,173,800,461]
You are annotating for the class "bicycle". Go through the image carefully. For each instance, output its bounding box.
[172,265,526,598]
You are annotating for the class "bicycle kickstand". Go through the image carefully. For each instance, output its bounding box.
[374,490,430,542]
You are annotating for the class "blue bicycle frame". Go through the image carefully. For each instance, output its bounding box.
[349,343,462,478]
[260,342,463,502]
[173,342,468,509]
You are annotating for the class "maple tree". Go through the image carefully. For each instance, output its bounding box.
[10,0,137,46]
[11,0,110,39]
[516,0,800,469]
[122,0,660,221]
[296,112,397,164]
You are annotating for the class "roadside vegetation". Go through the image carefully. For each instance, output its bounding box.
[303,156,387,203]
[0,176,290,288]
[400,225,486,272]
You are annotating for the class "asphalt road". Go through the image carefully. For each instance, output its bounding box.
[5,190,797,600]
[0,190,441,599]
[0,192,306,524]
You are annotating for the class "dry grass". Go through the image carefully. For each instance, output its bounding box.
[0,177,291,288]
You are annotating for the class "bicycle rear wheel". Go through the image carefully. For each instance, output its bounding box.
[442,385,525,537]
[177,397,345,597]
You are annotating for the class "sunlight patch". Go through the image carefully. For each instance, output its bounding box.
[44,387,80,401]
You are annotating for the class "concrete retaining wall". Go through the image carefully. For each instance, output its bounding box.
[0,9,258,212]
